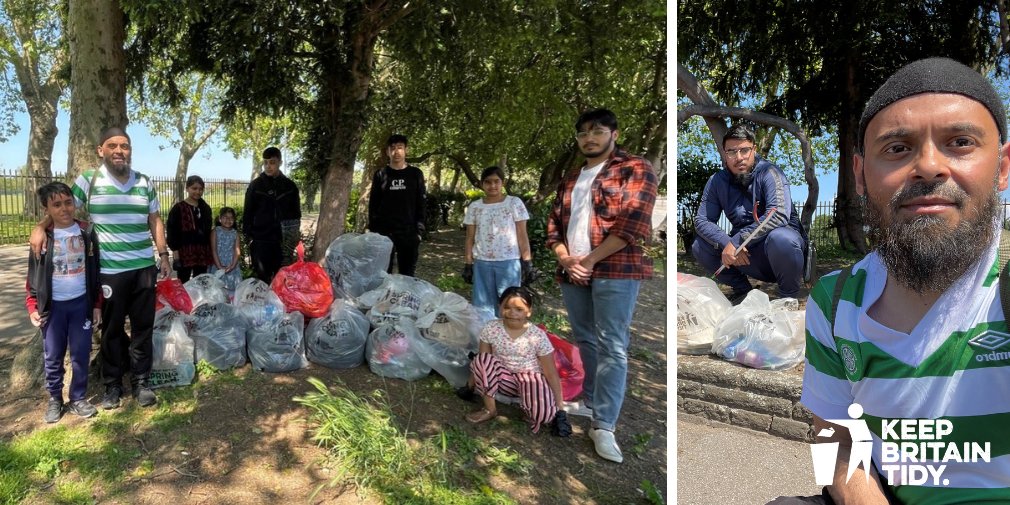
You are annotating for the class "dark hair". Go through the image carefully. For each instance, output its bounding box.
[575,108,618,132]
[186,175,205,188]
[722,124,756,147]
[498,286,534,309]
[38,182,73,208]
[262,146,282,160]
[216,206,236,227]
[98,126,130,145]
[480,166,505,183]
[386,134,408,147]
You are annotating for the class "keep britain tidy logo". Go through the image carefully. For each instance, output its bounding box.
[809,403,991,487]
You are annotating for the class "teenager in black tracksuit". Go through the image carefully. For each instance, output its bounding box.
[368,134,426,277]
[243,146,301,283]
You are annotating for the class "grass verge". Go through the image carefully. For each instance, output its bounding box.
[295,377,529,504]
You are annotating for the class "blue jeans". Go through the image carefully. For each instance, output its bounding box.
[560,278,641,431]
[472,259,521,317]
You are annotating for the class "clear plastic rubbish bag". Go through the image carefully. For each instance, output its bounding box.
[412,292,481,387]
[676,273,733,355]
[150,308,196,388]
[248,311,308,373]
[366,320,431,381]
[711,290,805,370]
[190,302,248,371]
[234,278,286,328]
[323,232,394,297]
[305,299,371,369]
[184,273,229,309]
[360,274,442,326]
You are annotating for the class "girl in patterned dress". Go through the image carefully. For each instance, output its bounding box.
[166,175,214,283]
[466,286,567,434]
[210,207,242,298]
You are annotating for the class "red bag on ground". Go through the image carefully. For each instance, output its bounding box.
[271,242,334,318]
[537,323,584,401]
[156,278,193,314]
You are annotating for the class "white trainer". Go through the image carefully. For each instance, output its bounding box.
[589,428,623,463]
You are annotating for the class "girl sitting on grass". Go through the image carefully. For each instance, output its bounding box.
[466,286,570,435]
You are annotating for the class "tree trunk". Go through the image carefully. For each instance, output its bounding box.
[449,167,461,193]
[447,152,479,188]
[534,143,579,202]
[174,148,194,203]
[21,100,60,218]
[66,0,127,179]
[836,57,867,253]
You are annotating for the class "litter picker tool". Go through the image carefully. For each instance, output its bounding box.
[713,206,778,278]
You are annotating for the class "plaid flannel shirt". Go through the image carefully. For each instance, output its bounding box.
[546,148,657,280]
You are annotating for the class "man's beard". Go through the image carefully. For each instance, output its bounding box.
[733,171,754,187]
[580,137,614,159]
[106,158,131,177]
[863,178,1000,293]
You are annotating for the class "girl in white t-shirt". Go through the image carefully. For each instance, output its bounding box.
[462,166,532,319]
[466,287,568,434]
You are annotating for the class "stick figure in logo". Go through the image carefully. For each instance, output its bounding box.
[828,403,874,483]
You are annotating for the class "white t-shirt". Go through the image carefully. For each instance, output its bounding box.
[51,224,87,301]
[463,195,530,261]
[566,161,605,256]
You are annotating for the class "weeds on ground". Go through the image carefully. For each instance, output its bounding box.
[436,268,469,294]
[295,377,523,504]
[629,433,653,459]
[535,311,570,336]
[640,478,665,504]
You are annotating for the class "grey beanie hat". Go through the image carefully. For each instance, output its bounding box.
[858,57,1007,152]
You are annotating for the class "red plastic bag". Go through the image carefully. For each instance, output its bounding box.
[156,278,193,314]
[537,323,584,401]
[271,242,334,318]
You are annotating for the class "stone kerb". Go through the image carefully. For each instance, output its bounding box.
[678,355,815,442]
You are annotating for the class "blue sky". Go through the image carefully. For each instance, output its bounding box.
[0,108,257,180]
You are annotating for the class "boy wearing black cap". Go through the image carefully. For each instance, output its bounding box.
[773,58,1010,504]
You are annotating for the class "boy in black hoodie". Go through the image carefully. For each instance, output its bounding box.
[243,146,301,283]
[25,182,102,423]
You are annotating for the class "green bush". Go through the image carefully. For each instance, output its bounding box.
[425,189,469,235]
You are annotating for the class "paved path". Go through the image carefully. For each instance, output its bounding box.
[678,412,822,505]
[0,245,34,362]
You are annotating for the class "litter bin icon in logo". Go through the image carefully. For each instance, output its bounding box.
[810,403,873,486]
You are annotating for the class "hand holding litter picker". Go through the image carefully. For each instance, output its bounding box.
[713,207,778,278]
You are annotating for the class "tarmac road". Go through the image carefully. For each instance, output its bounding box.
[678,412,822,505]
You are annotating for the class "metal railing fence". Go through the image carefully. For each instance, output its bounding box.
[0,170,250,245]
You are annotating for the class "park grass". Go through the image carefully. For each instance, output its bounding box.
[295,377,526,505]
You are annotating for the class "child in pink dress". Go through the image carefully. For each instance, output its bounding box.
[466,286,568,434]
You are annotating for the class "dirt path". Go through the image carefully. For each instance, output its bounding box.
[0,228,668,504]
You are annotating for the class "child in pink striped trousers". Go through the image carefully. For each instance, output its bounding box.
[466,286,566,433]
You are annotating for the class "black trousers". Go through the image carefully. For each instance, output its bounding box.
[100,266,156,386]
[250,239,282,284]
[385,231,420,277]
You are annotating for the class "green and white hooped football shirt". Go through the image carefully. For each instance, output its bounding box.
[801,234,1010,504]
[72,165,160,275]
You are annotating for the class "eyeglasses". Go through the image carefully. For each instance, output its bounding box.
[575,128,612,141]
[724,147,754,158]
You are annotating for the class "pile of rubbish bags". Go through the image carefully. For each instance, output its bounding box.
[676,272,806,370]
[148,234,487,389]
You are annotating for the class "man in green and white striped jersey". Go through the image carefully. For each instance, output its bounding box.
[31,127,171,411]
[783,58,1010,505]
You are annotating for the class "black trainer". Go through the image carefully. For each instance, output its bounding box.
[67,399,97,418]
[134,384,157,407]
[102,385,122,410]
[44,397,63,424]
[728,289,753,305]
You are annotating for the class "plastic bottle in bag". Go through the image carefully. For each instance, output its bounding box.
[150,308,196,388]
[366,320,431,381]
[248,311,308,373]
[190,302,248,370]
[305,299,371,369]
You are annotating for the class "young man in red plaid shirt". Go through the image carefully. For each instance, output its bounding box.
[546,108,658,463]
